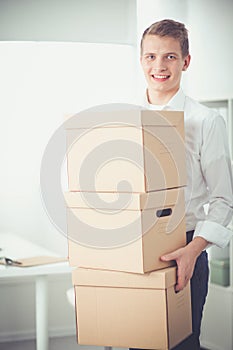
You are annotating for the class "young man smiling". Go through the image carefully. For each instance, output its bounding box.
[141,27,190,105]
[130,19,233,350]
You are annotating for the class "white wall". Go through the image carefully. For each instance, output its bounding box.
[136,0,188,37]
[0,41,137,255]
[0,0,137,255]
[186,0,233,100]
[0,0,136,44]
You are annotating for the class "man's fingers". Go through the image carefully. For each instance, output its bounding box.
[175,271,190,292]
[160,251,179,262]
[175,269,186,291]
[160,247,192,292]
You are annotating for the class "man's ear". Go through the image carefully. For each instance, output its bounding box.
[182,54,191,71]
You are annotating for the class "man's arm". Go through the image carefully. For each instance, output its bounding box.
[193,114,233,247]
[161,113,233,291]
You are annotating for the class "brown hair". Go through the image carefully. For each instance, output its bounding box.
[141,19,189,58]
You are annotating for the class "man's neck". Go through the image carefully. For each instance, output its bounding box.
[147,88,179,106]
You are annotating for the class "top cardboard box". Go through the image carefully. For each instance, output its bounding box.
[66,108,186,192]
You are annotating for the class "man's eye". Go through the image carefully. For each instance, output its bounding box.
[147,55,155,60]
[167,55,176,60]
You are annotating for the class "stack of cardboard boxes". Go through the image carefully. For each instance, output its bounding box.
[65,107,192,349]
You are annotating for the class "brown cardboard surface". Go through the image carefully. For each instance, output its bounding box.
[166,282,192,348]
[66,109,186,192]
[66,187,186,273]
[72,266,176,289]
[64,186,183,210]
[65,108,183,129]
[73,266,192,349]
[142,124,186,193]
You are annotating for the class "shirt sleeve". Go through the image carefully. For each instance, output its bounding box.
[193,113,233,248]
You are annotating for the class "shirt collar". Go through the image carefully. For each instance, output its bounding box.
[144,88,185,111]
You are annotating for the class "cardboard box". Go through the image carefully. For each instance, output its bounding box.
[66,108,186,192]
[72,266,192,350]
[65,187,186,273]
[210,258,230,286]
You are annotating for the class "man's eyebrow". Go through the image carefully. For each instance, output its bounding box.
[165,52,179,55]
[142,51,179,56]
[142,52,156,56]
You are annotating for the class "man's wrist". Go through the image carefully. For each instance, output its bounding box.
[187,236,209,258]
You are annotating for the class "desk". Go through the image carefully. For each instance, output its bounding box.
[0,233,72,350]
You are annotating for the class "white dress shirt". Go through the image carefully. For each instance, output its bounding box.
[143,89,233,248]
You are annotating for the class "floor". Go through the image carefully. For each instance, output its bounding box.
[0,336,210,350]
[0,336,125,350]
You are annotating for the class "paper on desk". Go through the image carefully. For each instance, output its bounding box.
[0,256,68,267]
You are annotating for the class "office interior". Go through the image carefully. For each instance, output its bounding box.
[0,1,233,350]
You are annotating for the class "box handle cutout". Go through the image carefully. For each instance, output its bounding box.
[156,208,172,218]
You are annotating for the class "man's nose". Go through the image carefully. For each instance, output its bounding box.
[151,58,166,72]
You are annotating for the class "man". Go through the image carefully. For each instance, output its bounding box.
[131,19,233,350]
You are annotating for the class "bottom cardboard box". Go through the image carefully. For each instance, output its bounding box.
[72,266,192,350]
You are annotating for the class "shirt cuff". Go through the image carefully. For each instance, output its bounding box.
[194,220,233,248]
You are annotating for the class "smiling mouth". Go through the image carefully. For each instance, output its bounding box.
[151,74,170,81]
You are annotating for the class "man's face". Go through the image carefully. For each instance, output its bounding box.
[140,34,190,101]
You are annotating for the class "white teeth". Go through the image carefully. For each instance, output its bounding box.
[153,75,169,79]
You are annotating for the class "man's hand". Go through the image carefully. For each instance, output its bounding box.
[160,237,209,292]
